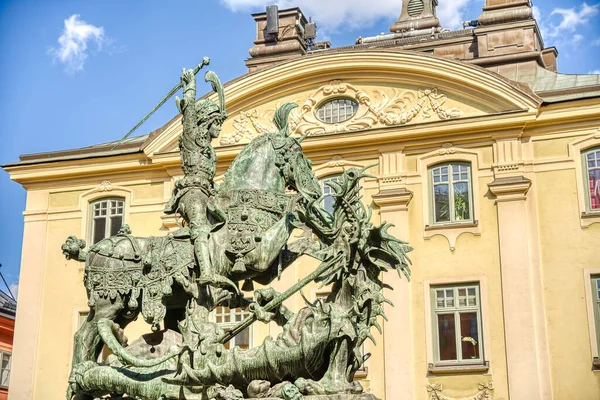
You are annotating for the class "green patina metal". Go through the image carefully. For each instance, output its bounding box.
[62,61,412,400]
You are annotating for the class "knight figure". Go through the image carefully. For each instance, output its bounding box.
[164,67,227,291]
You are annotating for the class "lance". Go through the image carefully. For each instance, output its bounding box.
[217,253,343,345]
[111,57,211,150]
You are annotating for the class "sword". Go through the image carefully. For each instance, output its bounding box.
[111,57,211,150]
[217,253,343,345]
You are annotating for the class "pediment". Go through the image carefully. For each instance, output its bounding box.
[145,50,541,156]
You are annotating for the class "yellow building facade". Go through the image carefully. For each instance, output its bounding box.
[5,2,600,399]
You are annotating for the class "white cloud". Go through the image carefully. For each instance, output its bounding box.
[549,2,599,37]
[219,0,472,34]
[437,0,472,30]
[48,14,106,73]
[532,5,542,21]
[8,283,18,300]
[594,37,600,46]
[589,69,600,74]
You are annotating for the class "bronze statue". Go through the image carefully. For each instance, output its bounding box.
[62,60,412,400]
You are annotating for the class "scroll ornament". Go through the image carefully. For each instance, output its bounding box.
[220,80,462,145]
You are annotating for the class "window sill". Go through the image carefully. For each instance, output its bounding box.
[423,221,481,251]
[581,212,600,228]
[428,361,489,374]
[425,221,478,231]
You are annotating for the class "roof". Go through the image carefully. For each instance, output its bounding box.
[2,134,148,168]
[0,291,16,320]
[500,64,600,103]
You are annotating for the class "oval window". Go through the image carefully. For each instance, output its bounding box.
[316,98,359,124]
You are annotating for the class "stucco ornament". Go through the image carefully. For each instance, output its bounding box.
[63,64,412,400]
[220,80,462,145]
[427,383,494,400]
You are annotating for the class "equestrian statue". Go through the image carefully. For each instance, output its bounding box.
[62,59,412,400]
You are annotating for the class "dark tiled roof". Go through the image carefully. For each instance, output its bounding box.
[0,291,16,320]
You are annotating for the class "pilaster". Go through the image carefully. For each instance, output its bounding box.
[8,192,49,400]
[488,176,552,400]
[372,188,413,400]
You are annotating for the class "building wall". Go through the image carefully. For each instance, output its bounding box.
[6,52,600,400]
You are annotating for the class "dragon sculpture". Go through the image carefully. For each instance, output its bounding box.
[62,61,412,400]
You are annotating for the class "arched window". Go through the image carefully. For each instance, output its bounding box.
[89,198,125,244]
[429,162,473,224]
[584,147,600,212]
[320,175,341,213]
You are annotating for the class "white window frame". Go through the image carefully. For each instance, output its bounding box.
[584,268,600,368]
[428,162,474,226]
[431,283,485,366]
[316,98,359,124]
[0,351,11,388]
[583,146,600,214]
[211,305,253,350]
[320,175,341,214]
[89,197,125,244]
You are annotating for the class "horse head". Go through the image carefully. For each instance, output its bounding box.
[219,103,321,202]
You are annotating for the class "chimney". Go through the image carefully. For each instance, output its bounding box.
[477,0,533,25]
[245,6,309,73]
[390,0,441,33]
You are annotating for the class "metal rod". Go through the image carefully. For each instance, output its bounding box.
[217,253,342,344]
[111,57,211,150]
[0,264,16,301]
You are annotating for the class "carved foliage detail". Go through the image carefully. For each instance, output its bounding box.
[219,80,463,145]
[427,383,494,400]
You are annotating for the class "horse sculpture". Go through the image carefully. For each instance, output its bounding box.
[63,98,323,385]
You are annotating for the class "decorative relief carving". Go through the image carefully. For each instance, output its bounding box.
[438,143,457,155]
[219,80,463,145]
[427,383,494,400]
[99,180,113,192]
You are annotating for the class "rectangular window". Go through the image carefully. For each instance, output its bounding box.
[430,163,473,225]
[0,351,11,388]
[320,176,340,214]
[592,275,600,355]
[432,283,483,365]
[584,148,600,212]
[214,305,253,350]
[90,198,125,244]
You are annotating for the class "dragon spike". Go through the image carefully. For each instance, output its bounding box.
[367,333,377,345]
[273,102,299,136]
[382,298,394,307]
[379,309,389,322]
[373,320,382,334]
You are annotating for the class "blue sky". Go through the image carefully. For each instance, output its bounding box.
[1,0,599,298]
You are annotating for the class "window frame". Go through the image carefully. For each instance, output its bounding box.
[428,162,474,226]
[88,197,125,244]
[315,97,359,124]
[431,283,484,366]
[591,275,600,360]
[320,175,341,214]
[211,304,253,350]
[583,146,600,214]
[0,351,11,389]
